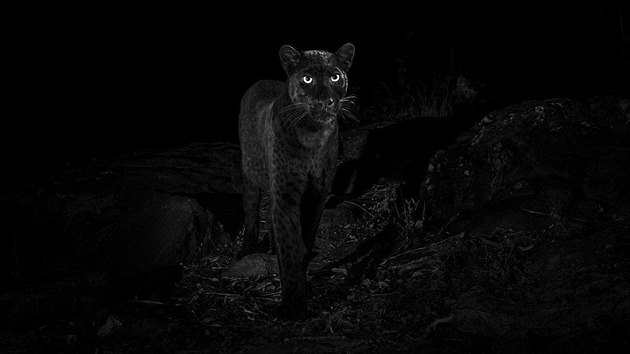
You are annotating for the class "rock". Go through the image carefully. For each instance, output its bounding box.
[105,142,241,195]
[445,222,630,353]
[102,193,220,276]
[319,201,362,234]
[588,95,630,137]
[419,96,630,235]
[222,254,279,278]
[0,142,240,286]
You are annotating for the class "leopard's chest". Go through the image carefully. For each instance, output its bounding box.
[271,142,336,184]
[270,145,336,180]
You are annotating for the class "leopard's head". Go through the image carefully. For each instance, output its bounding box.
[279,43,355,122]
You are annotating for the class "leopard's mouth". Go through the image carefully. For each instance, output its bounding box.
[309,108,337,119]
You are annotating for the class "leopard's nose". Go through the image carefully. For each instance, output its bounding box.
[313,98,335,111]
[320,98,335,109]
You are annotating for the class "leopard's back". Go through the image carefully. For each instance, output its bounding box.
[238,80,285,188]
[239,80,284,121]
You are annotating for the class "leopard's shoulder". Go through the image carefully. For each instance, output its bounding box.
[240,80,285,116]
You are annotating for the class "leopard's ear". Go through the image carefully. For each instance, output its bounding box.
[335,43,355,72]
[279,45,301,73]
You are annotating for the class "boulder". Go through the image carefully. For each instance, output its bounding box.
[222,253,279,278]
[102,193,222,277]
[103,142,241,195]
[419,96,630,234]
[1,143,240,283]
[319,200,362,234]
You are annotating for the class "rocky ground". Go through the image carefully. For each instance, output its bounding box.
[1,95,629,353]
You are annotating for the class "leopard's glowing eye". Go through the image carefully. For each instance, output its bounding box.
[302,75,313,84]
[330,74,341,82]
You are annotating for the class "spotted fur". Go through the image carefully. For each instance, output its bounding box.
[238,43,355,318]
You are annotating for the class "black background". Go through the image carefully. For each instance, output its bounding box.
[6,2,629,185]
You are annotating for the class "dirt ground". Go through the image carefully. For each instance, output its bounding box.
[2,97,629,353]
[3,180,628,353]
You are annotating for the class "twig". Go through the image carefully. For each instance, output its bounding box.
[427,314,454,331]
[380,246,431,265]
[285,336,346,342]
[388,256,437,271]
[253,291,282,298]
[131,300,168,306]
[519,207,551,216]
[479,238,502,247]
[370,292,397,297]
[343,200,374,218]
[206,291,240,297]
[484,295,518,305]
[252,296,281,302]
[192,276,220,282]
[380,231,464,265]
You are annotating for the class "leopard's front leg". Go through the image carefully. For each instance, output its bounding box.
[270,182,310,319]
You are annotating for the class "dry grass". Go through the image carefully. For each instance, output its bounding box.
[360,74,455,124]
[398,74,454,119]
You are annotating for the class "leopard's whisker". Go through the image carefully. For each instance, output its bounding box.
[341,94,357,103]
[340,108,359,122]
[281,104,301,113]
[282,107,307,129]
[288,112,307,129]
